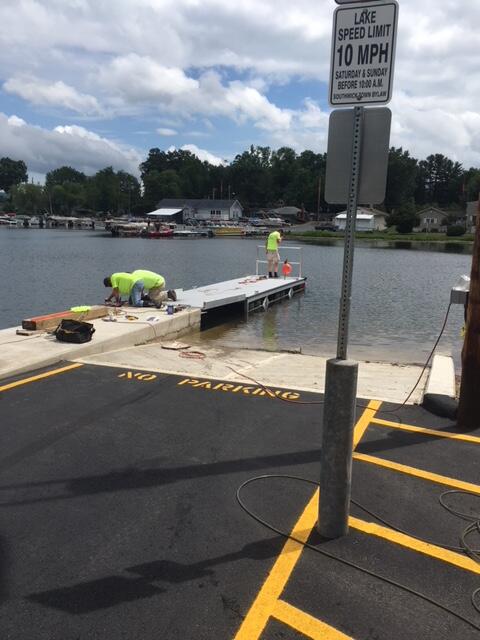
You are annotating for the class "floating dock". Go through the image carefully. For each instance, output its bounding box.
[177,274,306,317]
[176,244,306,319]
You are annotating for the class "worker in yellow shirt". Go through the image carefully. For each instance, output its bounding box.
[265,229,283,278]
[103,272,135,305]
[103,270,176,307]
[131,269,176,306]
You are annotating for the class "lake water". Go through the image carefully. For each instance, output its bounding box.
[0,228,471,366]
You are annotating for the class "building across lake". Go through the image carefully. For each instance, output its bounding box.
[155,198,243,224]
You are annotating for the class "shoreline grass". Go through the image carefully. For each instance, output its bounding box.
[288,231,474,244]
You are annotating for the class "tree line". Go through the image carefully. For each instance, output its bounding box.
[1,146,479,225]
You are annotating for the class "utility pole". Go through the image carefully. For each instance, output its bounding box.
[457,196,480,430]
[228,184,231,200]
[220,180,223,199]
[212,187,216,200]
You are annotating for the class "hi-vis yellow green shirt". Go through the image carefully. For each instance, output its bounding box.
[131,270,165,290]
[266,230,281,251]
[110,272,135,295]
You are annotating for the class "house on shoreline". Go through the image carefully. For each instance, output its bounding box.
[155,198,243,223]
[334,207,387,232]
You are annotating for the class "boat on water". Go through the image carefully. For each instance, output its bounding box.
[145,228,174,238]
[110,222,148,237]
[0,216,16,226]
[211,225,246,237]
[173,229,211,238]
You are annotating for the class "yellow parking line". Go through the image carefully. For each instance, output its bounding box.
[0,363,83,393]
[350,516,480,575]
[272,599,353,639]
[233,401,380,640]
[371,417,480,445]
[353,400,382,447]
[353,452,480,495]
[233,491,318,639]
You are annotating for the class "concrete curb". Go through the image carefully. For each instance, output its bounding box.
[422,354,457,419]
[0,308,201,381]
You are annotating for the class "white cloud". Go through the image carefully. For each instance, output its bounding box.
[7,115,26,127]
[389,93,480,166]
[157,128,177,136]
[4,76,102,115]
[0,0,479,165]
[0,113,142,177]
[97,58,292,131]
[97,54,198,104]
[168,144,226,166]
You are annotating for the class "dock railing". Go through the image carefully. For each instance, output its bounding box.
[255,245,303,278]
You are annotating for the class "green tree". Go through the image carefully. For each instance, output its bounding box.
[0,157,28,192]
[45,166,86,190]
[415,154,463,207]
[85,167,120,213]
[465,168,480,201]
[388,199,419,233]
[297,150,327,214]
[10,183,46,215]
[140,148,169,181]
[50,181,86,214]
[271,147,298,202]
[117,171,141,214]
[385,148,418,211]
[229,146,273,208]
[143,169,182,210]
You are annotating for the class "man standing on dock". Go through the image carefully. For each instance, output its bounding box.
[265,229,283,278]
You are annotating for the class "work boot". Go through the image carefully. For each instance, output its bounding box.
[274,272,278,278]
[268,272,273,278]
[167,289,177,301]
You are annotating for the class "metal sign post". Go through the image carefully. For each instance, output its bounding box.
[319,0,397,540]
[337,105,363,359]
[319,106,363,539]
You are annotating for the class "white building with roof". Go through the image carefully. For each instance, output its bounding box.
[334,207,387,232]
[156,198,243,222]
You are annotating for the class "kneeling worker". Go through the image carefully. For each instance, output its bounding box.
[103,272,135,305]
[103,270,176,307]
[131,269,176,307]
[265,229,283,278]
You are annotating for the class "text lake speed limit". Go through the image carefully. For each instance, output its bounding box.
[329,1,398,106]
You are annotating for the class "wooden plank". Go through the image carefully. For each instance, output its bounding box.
[22,306,108,331]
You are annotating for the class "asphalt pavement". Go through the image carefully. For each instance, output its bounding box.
[0,363,479,640]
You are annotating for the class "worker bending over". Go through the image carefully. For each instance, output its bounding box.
[103,270,176,307]
[265,229,283,278]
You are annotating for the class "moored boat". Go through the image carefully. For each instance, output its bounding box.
[146,228,174,238]
[211,225,246,237]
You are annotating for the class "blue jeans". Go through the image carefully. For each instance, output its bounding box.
[129,280,145,306]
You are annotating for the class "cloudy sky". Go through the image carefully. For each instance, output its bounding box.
[1,0,479,181]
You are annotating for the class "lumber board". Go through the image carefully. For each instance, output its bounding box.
[22,306,108,331]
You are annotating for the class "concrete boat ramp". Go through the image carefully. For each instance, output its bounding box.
[0,274,305,381]
[2,272,476,640]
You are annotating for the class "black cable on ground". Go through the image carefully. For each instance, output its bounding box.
[227,301,453,420]
[236,474,480,631]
